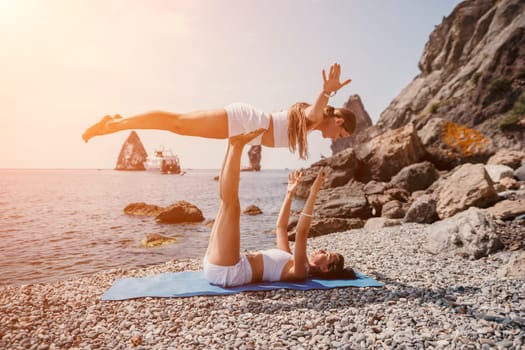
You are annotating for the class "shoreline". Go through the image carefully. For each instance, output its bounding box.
[1,224,523,349]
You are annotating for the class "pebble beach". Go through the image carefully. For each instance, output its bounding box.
[1,223,524,350]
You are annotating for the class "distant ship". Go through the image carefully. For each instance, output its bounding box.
[144,147,182,174]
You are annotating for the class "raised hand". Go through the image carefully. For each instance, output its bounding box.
[322,63,352,95]
[287,170,303,194]
[311,166,329,192]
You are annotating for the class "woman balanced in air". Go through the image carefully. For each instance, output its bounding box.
[82,63,355,159]
[204,129,353,287]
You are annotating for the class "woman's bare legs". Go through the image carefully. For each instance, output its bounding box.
[206,129,265,266]
[82,109,229,142]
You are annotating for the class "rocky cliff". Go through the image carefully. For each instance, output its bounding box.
[376,0,525,150]
[292,0,525,258]
[115,131,148,171]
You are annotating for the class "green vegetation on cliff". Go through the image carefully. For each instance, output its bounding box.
[500,91,525,131]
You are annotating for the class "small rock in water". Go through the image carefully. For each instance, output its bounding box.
[243,205,263,215]
[141,233,177,247]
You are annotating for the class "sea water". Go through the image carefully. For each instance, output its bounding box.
[0,169,298,286]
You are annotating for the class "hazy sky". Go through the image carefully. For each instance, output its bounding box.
[0,0,461,169]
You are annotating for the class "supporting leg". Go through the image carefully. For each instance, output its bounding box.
[205,129,265,266]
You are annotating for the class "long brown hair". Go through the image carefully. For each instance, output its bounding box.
[308,253,357,279]
[287,103,356,160]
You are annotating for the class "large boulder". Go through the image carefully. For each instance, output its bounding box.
[155,201,205,224]
[418,118,495,170]
[486,198,525,220]
[295,149,361,199]
[309,218,364,237]
[355,123,425,182]
[288,218,364,241]
[404,194,438,224]
[484,164,515,182]
[487,149,525,169]
[384,187,410,203]
[329,147,361,172]
[433,163,499,219]
[125,201,205,224]
[295,166,324,199]
[381,200,406,219]
[389,161,440,193]
[315,181,372,220]
[515,164,525,181]
[363,181,390,217]
[425,207,504,259]
[362,181,411,218]
[325,148,361,188]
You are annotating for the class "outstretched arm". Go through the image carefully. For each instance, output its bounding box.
[292,167,328,278]
[275,171,303,253]
[304,63,352,126]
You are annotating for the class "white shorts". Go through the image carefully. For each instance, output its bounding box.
[203,254,253,287]
[225,103,270,146]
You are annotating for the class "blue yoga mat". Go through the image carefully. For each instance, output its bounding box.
[102,270,383,300]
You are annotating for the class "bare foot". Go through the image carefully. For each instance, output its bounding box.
[229,128,266,147]
[82,115,121,143]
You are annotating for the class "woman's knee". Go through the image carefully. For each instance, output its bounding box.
[221,199,241,214]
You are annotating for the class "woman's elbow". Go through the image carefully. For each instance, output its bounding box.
[295,227,310,238]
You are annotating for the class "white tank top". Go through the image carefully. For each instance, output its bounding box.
[271,110,289,148]
[260,248,292,281]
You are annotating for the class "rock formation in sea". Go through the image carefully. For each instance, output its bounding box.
[248,146,262,171]
[240,146,262,171]
[114,131,148,171]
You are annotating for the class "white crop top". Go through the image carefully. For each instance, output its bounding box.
[271,110,289,148]
[260,248,292,282]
